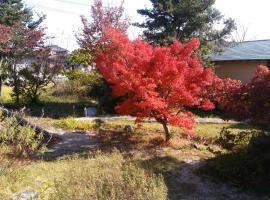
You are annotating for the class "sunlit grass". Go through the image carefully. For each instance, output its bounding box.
[53,118,260,141]
[0,150,167,200]
[0,86,13,104]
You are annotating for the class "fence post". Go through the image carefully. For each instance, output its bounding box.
[84,107,87,117]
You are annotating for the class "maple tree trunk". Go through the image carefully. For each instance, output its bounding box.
[161,122,171,143]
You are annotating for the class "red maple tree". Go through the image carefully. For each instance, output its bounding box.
[77,0,129,52]
[0,24,12,48]
[96,28,215,142]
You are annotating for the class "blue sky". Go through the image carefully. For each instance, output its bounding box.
[24,0,270,51]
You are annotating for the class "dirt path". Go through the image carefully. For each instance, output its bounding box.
[77,116,241,124]
[168,158,259,200]
[42,131,98,160]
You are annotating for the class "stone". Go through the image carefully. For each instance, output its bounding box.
[124,125,134,134]
[93,119,105,129]
[84,107,97,117]
[190,144,198,149]
[12,189,38,200]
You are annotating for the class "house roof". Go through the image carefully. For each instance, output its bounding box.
[210,39,270,61]
[49,45,68,53]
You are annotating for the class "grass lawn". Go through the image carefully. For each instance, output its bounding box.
[53,117,260,140]
[1,117,267,199]
[0,150,167,200]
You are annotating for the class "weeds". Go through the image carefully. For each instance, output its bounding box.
[0,150,168,200]
[0,114,46,158]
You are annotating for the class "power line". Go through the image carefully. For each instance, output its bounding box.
[54,0,91,7]
[33,4,84,16]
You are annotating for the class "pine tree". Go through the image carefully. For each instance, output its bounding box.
[135,0,236,46]
[0,0,44,28]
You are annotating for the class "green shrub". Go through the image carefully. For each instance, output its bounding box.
[0,116,46,158]
[54,71,105,100]
[64,69,84,81]
[201,130,270,194]
[54,71,118,114]
[215,127,253,150]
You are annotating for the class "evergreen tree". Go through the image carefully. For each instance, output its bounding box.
[0,0,44,28]
[135,0,236,46]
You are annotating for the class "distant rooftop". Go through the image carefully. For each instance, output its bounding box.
[210,39,270,61]
[49,45,68,53]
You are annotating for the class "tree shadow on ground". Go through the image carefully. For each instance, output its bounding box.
[136,155,257,200]
[137,156,190,200]
[200,132,270,198]
[40,129,142,161]
[40,133,94,161]
[91,129,143,152]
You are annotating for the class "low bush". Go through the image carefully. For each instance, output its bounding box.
[64,69,84,81]
[201,128,270,194]
[54,71,104,99]
[209,65,270,124]
[53,71,118,114]
[215,127,253,150]
[0,115,46,158]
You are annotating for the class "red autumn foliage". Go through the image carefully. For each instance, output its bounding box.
[0,24,12,47]
[227,65,270,123]
[205,76,242,110]
[77,0,129,52]
[208,65,270,124]
[96,28,215,142]
[0,22,45,56]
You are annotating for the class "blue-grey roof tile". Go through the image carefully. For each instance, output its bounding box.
[210,40,270,61]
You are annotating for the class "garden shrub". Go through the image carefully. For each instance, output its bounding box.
[215,127,253,150]
[64,69,84,81]
[54,70,118,114]
[228,65,270,124]
[201,129,270,194]
[205,76,241,111]
[210,65,270,125]
[0,115,46,158]
[54,71,104,99]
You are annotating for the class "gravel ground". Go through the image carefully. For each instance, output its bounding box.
[76,115,241,124]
